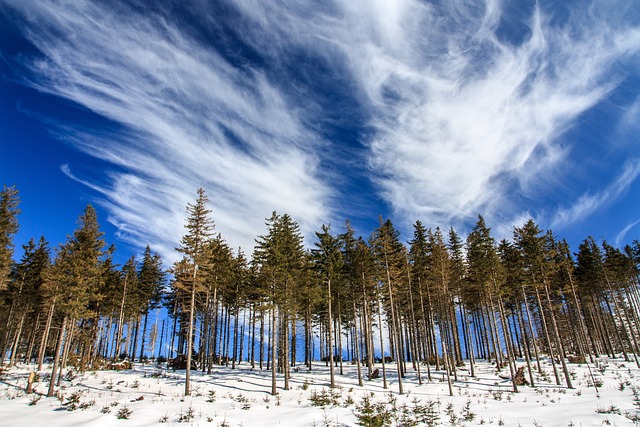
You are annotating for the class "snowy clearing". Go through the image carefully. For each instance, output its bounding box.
[0,357,639,427]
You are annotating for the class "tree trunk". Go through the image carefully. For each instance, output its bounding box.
[185,265,198,396]
[376,298,388,389]
[9,311,26,366]
[535,287,560,385]
[353,301,363,386]
[139,312,149,362]
[37,300,56,371]
[543,283,573,388]
[271,306,277,396]
[327,276,335,387]
[47,316,67,397]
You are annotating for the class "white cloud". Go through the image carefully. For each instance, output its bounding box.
[7,0,332,261]
[615,219,640,248]
[551,158,640,229]
[4,0,640,258]
[225,0,640,236]
[341,1,639,231]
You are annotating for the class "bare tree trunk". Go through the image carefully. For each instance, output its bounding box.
[232,307,240,369]
[283,312,290,390]
[522,286,542,373]
[406,270,422,385]
[535,287,560,385]
[441,322,454,396]
[565,267,593,362]
[380,247,404,395]
[337,302,344,376]
[271,306,277,396]
[353,301,363,386]
[47,316,67,397]
[417,279,433,381]
[259,305,265,370]
[57,318,75,386]
[602,270,640,367]
[37,300,56,371]
[497,294,518,392]
[543,283,573,388]
[25,312,41,364]
[518,304,535,387]
[328,278,335,388]
[139,312,149,362]
[185,265,198,396]
[114,277,128,361]
[9,312,26,366]
[376,297,388,389]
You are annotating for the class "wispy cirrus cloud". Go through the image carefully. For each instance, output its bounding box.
[3,0,333,260]
[225,0,640,235]
[615,219,640,248]
[3,0,639,258]
[334,0,640,232]
[550,158,640,230]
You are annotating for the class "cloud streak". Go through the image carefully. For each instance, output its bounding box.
[337,0,640,231]
[219,0,640,234]
[615,219,640,248]
[4,0,333,260]
[2,0,639,258]
[551,158,640,230]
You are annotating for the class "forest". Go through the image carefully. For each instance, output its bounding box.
[1,184,639,399]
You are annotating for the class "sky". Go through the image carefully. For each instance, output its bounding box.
[1,0,639,265]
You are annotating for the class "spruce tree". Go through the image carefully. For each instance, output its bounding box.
[47,204,107,396]
[312,224,344,388]
[1,237,50,365]
[514,220,572,388]
[175,188,215,396]
[371,218,406,394]
[467,216,519,392]
[253,212,306,394]
[137,246,165,361]
[0,185,20,291]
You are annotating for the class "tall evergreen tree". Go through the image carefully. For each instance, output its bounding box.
[253,212,306,395]
[137,246,165,361]
[312,224,344,388]
[371,218,406,395]
[467,216,520,392]
[175,188,215,396]
[47,204,107,396]
[0,185,20,291]
[514,220,572,388]
[1,237,50,365]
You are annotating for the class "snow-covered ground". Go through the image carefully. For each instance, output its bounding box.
[0,357,638,426]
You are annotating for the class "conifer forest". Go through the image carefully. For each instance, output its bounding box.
[1,184,640,398]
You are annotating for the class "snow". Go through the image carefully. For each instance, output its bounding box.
[0,357,639,426]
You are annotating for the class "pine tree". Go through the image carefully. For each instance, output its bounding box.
[339,222,375,385]
[114,256,137,360]
[253,212,306,395]
[1,237,50,366]
[137,246,165,361]
[0,185,20,291]
[409,221,434,381]
[449,228,473,374]
[428,227,456,395]
[312,224,344,388]
[47,204,107,396]
[467,216,519,392]
[201,235,234,371]
[371,218,406,395]
[514,220,572,388]
[175,188,215,396]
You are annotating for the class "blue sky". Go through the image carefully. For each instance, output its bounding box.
[1,0,639,264]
